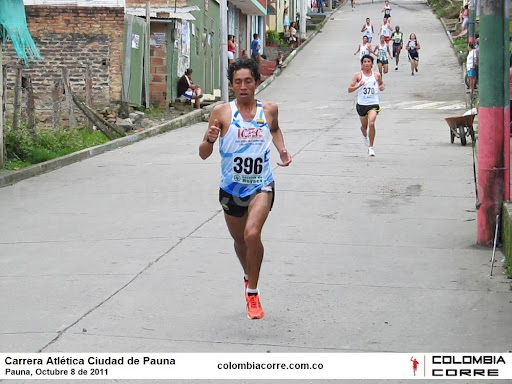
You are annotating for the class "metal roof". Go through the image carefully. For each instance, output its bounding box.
[125,6,199,21]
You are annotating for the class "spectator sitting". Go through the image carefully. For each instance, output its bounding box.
[276,52,287,69]
[177,68,202,109]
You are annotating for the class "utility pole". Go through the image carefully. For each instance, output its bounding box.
[145,0,151,108]
[300,0,307,39]
[468,0,476,43]
[0,45,4,169]
[220,0,228,101]
[477,0,510,245]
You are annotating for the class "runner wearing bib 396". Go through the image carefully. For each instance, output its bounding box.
[199,58,292,320]
[348,55,385,157]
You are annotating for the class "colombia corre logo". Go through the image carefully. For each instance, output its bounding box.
[430,355,506,377]
[410,356,420,376]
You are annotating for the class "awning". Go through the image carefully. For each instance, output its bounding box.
[125,6,199,21]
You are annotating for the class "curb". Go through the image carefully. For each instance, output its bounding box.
[0,9,337,189]
[0,109,206,188]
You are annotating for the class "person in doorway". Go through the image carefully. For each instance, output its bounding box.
[198,58,292,319]
[251,33,260,58]
[361,17,374,43]
[374,35,391,77]
[228,34,237,66]
[390,25,403,70]
[347,54,385,157]
[406,33,421,75]
[177,68,202,109]
[466,42,477,93]
[289,22,298,48]
[317,0,324,13]
[283,8,290,32]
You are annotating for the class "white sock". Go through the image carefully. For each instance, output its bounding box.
[246,288,259,295]
[244,274,249,281]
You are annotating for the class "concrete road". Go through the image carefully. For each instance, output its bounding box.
[1,0,511,382]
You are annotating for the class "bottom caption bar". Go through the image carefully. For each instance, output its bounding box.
[0,353,511,379]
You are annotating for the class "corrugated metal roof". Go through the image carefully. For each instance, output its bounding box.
[126,6,199,21]
[23,0,125,6]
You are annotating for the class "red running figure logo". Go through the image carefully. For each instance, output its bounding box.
[410,356,420,376]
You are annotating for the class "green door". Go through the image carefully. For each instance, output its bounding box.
[123,14,148,106]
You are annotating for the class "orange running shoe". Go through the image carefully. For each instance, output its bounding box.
[246,294,264,319]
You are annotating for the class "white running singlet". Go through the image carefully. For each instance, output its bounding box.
[359,43,370,60]
[362,24,373,40]
[357,71,379,106]
[378,43,388,61]
[219,100,274,197]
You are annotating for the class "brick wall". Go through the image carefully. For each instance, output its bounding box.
[150,23,168,108]
[2,6,124,124]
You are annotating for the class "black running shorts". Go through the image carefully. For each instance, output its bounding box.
[219,183,275,217]
[356,103,381,117]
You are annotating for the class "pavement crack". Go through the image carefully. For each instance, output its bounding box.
[38,209,223,353]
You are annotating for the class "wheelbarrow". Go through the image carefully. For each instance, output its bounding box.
[445,114,476,146]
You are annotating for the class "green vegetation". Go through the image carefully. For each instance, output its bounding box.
[267,30,287,47]
[4,124,111,170]
[428,0,461,19]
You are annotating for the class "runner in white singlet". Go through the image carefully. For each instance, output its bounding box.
[354,35,372,62]
[348,54,385,157]
[360,18,374,42]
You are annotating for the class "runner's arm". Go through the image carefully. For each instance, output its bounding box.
[376,72,385,91]
[199,105,223,160]
[348,73,362,93]
[267,103,291,166]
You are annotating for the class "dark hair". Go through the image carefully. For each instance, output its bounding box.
[253,33,258,39]
[227,58,261,84]
[360,54,374,63]
[185,68,192,76]
[468,42,474,49]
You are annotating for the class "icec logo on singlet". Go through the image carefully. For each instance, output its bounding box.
[238,127,264,139]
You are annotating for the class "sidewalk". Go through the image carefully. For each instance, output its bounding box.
[0,0,511,381]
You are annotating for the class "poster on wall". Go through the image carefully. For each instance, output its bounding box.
[131,34,140,49]
[181,20,190,57]
[154,32,166,46]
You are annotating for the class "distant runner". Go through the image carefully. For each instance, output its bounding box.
[361,18,374,43]
[390,25,403,70]
[406,33,421,75]
[354,35,372,61]
[374,35,392,77]
[348,54,385,157]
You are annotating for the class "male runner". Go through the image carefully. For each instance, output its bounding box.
[390,25,403,70]
[199,58,292,319]
[348,55,385,157]
[361,18,374,43]
[374,35,391,77]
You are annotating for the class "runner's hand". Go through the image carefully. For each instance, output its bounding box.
[208,119,221,143]
[277,149,292,167]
